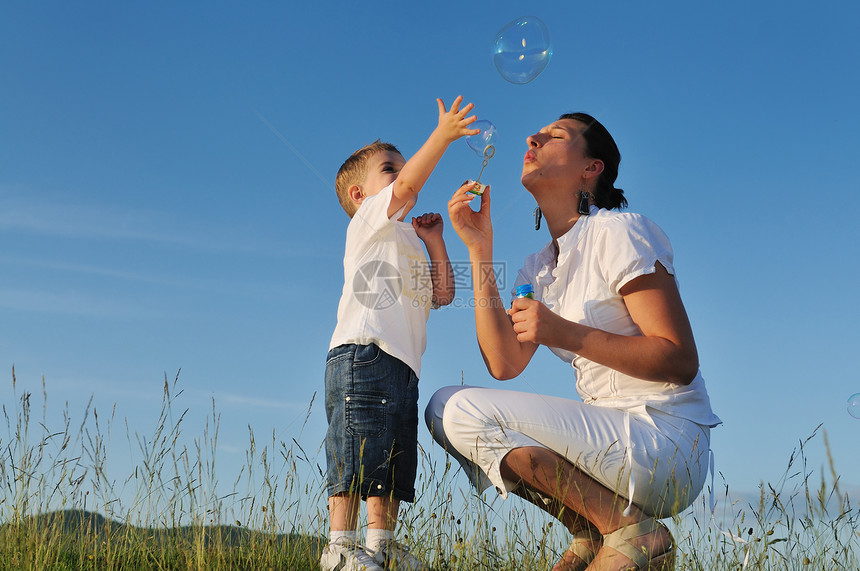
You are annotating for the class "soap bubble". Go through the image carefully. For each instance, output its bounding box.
[466,120,497,157]
[493,16,552,84]
[848,393,860,419]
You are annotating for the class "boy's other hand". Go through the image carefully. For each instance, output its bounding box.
[412,212,444,243]
[436,95,480,143]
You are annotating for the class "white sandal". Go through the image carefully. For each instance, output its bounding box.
[601,518,675,570]
[552,528,602,571]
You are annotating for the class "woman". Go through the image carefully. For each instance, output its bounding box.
[425,113,721,571]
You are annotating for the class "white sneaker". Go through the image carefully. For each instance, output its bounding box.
[370,540,429,571]
[319,540,384,571]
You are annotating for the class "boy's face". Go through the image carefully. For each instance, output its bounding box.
[360,150,406,199]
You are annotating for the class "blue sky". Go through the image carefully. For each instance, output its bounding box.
[2,0,859,519]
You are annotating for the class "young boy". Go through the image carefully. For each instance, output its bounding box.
[320,96,479,571]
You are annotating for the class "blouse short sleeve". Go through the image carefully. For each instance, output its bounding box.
[595,213,676,296]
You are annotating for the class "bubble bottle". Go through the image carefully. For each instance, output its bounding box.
[515,284,534,299]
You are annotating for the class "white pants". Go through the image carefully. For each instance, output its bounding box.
[425,385,711,517]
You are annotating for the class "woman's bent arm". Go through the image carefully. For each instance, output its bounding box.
[448,183,538,379]
[469,248,539,380]
[509,262,699,385]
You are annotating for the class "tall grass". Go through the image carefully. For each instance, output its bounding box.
[1,368,857,570]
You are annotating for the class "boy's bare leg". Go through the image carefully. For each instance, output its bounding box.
[329,493,361,531]
[366,495,399,530]
[367,496,427,568]
[322,493,387,571]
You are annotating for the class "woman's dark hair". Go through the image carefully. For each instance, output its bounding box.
[560,112,627,210]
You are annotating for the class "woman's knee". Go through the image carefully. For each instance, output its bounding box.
[425,385,490,450]
[425,385,469,443]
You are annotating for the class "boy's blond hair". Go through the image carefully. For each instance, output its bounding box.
[335,140,401,218]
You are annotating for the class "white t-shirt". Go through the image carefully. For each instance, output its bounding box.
[329,183,433,377]
[513,206,722,427]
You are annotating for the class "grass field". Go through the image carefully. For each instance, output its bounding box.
[1,370,857,570]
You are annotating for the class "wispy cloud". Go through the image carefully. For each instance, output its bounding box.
[12,376,313,414]
[209,390,306,410]
[0,287,164,318]
[0,254,291,299]
[1,191,180,241]
[0,188,275,254]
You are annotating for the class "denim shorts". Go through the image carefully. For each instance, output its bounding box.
[324,343,419,502]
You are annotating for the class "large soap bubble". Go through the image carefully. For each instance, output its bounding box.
[493,16,552,84]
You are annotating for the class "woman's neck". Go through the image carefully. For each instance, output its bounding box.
[545,211,581,241]
[531,182,593,241]
[536,194,582,241]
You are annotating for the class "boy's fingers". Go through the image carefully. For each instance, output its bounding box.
[450,95,464,113]
[436,98,446,114]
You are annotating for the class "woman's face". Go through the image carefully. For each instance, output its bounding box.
[521,118,595,191]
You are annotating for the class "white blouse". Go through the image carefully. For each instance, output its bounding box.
[513,205,721,427]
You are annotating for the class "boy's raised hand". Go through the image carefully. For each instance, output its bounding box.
[389,96,480,218]
[435,95,480,143]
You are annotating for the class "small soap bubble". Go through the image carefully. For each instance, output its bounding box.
[493,16,552,84]
[848,393,860,419]
[466,120,497,157]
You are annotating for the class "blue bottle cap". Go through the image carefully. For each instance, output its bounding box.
[515,284,534,297]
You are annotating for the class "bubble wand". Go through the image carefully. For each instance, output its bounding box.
[465,120,497,195]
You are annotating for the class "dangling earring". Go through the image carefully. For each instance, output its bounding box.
[578,179,591,216]
[533,206,542,230]
[577,191,591,215]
